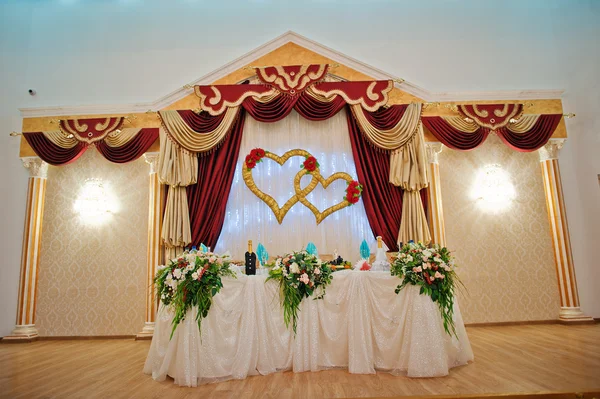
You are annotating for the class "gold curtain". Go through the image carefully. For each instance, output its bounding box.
[442,116,480,133]
[353,102,431,244]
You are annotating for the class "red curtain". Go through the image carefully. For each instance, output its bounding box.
[23,132,87,165]
[346,111,403,252]
[422,114,562,152]
[95,128,159,163]
[496,114,562,152]
[186,112,246,249]
[242,92,346,122]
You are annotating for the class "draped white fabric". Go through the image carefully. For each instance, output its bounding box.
[214,109,373,260]
[144,271,474,386]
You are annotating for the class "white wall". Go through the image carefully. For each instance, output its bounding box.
[1,0,598,336]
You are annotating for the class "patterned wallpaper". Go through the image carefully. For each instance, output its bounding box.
[36,150,149,336]
[440,134,560,323]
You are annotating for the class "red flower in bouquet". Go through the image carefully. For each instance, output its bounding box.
[302,156,318,172]
[245,154,257,170]
[250,148,265,161]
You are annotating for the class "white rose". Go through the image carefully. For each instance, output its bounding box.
[192,272,199,280]
[422,250,432,258]
[434,256,442,263]
[406,255,413,262]
[173,269,182,280]
[186,254,196,264]
[290,262,300,274]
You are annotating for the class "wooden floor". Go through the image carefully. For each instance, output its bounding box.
[1,324,599,399]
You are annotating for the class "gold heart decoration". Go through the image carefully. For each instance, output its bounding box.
[242,149,355,225]
[293,169,353,225]
[242,149,318,224]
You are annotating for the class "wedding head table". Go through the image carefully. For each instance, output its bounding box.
[144,270,473,387]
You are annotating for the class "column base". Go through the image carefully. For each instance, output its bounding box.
[135,322,155,340]
[2,325,39,343]
[558,307,595,324]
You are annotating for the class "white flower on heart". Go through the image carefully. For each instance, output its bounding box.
[299,273,309,284]
[290,262,300,274]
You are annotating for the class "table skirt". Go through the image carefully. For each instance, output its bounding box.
[144,270,474,386]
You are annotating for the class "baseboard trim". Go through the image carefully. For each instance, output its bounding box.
[381,390,600,399]
[465,320,561,327]
[38,335,136,341]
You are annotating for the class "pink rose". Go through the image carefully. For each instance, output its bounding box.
[430,274,435,281]
[434,271,443,279]
[423,263,430,270]
[422,255,429,262]
[299,273,310,284]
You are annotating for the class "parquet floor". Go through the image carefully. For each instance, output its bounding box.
[1,324,599,399]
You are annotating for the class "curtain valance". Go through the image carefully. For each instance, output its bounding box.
[422,104,562,152]
[23,117,158,165]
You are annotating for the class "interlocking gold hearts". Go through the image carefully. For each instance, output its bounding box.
[242,149,354,225]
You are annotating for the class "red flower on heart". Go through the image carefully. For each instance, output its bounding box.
[303,156,318,172]
[245,154,257,170]
[250,148,265,161]
[345,180,363,205]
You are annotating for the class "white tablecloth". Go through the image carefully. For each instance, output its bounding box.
[144,271,474,387]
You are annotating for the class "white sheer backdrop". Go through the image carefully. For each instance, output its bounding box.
[214,109,373,261]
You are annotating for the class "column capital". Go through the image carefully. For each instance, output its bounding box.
[538,139,566,162]
[143,152,159,175]
[425,142,444,164]
[21,157,48,179]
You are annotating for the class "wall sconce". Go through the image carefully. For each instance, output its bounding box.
[74,178,117,225]
[471,164,515,212]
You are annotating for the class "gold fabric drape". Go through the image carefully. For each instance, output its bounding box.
[442,116,480,133]
[159,108,239,153]
[398,190,431,245]
[506,114,540,133]
[351,102,422,150]
[162,186,192,248]
[104,128,141,147]
[42,130,79,148]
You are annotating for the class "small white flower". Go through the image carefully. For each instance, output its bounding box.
[406,255,413,262]
[314,267,321,275]
[434,256,442,263]
[192,272,199,280]
[158,265,166,271]
[173,268,182,280]
[422,250,432,258]
[209,256,217,263]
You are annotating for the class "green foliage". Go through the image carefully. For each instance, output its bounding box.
[266,250,333,335]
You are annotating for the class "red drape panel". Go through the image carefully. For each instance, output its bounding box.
[96,128,159,163]
[243,94,296,122]
[177,109,228,131]
[359,104,408,130]
[496,114,562,152]
[347,110,403,252]
[422,117,489,150]
[186,112,246,249]
[23,132,88,165]
[294,94,346,121]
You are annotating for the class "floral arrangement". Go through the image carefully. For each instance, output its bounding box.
[301,155,319,173]
[245,148,267,170]
[155,249,236,338]
[267,250,333,334]
[390,241,462,336]
[345,180,363,205]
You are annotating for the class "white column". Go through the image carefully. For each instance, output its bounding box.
[137,153,165,339]
[538,139,592,323]
[4,157,48,342]
[425,142,446,247]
